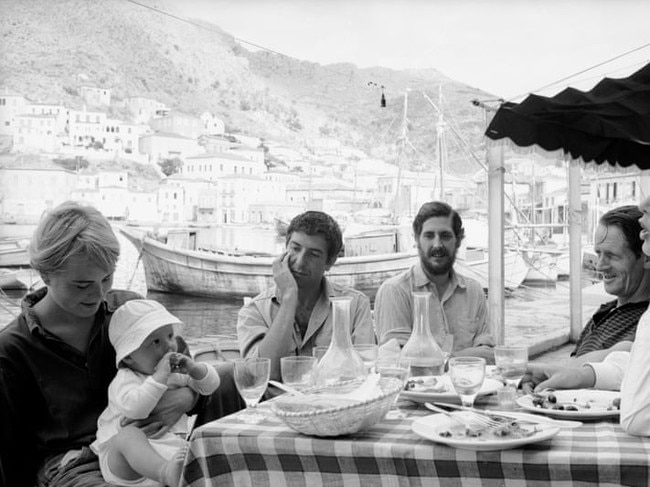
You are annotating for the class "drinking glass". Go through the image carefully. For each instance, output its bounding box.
[353,343,378,373]
[376,356,411,419]
[448,357,486,408]
[280,355,317,392]
[312,345,328,362]
[233,357,271,423]
[494,346,528,388]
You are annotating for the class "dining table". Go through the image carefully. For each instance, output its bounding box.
[180,393,650,487]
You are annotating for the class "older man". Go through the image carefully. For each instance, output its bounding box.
[374,201,495,363]
[569,204,650,363]
[522,196,650,436]
[237,211,375,381]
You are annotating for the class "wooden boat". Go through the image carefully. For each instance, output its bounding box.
[0,236,30,267]
[120,227,529,300]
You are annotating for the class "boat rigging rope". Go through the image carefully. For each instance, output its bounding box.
[126,251,143,292]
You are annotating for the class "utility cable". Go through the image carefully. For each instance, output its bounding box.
[507,42,650,101]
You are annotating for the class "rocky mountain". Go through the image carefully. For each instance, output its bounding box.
[1,0,494,175]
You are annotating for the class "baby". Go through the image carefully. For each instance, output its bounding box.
[91,299,220,487]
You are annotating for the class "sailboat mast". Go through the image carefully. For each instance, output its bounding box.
[394,89,408,221]
[437,86,445,200]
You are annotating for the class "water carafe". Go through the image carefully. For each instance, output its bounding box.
[313,297,367,386]
[400,291,444,377]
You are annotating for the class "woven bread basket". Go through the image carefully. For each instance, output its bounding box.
[272,377,404,437]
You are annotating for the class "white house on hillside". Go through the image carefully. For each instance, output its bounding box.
[0,89,27,136]
[67,107,107,147]
[80,86,111,107]
[12,114,59,153]
[200,112,225,135]
[150,111,202,140]
[139,132,200,164]
[122,96,168,124]
[181,151,265,180]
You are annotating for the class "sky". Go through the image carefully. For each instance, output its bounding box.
[176,0,650,101]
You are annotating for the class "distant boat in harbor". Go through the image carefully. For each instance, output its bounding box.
[0,236,30,267]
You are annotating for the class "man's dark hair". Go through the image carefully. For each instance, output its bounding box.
[412,201,465,242]
[286,211,343,263]
[598,205,644,257]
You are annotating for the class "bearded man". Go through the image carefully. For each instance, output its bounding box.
[374,201,495,363]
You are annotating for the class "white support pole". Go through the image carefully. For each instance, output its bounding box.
[568,159,583,342]
[487,143,505,345]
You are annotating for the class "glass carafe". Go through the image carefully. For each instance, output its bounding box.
[400,291,444,377]
[313,297,367,386]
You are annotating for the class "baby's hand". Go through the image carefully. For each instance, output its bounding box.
[169,352,192,375]
[152,352,176,383]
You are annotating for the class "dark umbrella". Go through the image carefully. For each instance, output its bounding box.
[482,63,650,343]
[486,63,650,168]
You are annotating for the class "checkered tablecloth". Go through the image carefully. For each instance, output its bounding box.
[181,403,650,487]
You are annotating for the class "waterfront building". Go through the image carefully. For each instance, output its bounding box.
[70,169,129,220]
[0,164,76,220]
[218,173,270,224]
[162,175,216,223]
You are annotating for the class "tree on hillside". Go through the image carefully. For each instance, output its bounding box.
[53,156,89,172]
[158,157,183,176]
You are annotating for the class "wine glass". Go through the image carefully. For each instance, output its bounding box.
[233,357,271,423]
[353,344,378,373]
[448,357,486,408]
[494,346,528,388]
[280,355,317,392]
[376,356,411,419]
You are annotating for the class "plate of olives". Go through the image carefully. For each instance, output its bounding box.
[517,389,620,420]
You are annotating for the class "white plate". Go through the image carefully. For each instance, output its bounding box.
[517,389,620,420]
[400,375,502,404]
[412,414,560,451]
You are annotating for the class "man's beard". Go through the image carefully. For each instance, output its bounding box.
[418,245,456,276]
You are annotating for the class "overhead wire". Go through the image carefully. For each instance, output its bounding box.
[507,42,650,102]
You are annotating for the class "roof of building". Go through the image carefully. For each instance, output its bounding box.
[186,152,250,162]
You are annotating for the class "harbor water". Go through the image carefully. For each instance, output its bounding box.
[1,224,607,354]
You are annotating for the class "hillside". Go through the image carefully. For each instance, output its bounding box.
[0,0,493,175]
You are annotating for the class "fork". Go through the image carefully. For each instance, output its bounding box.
[424,403,503,429]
